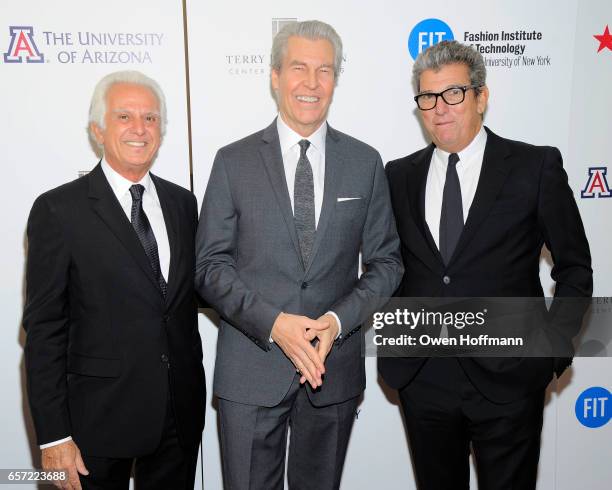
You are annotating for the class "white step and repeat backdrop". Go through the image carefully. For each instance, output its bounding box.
[1,0,610,488]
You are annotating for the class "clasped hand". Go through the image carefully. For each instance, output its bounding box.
[271,312,339,389]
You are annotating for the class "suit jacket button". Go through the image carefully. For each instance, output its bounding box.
[301,282,309,289]
[443,275,451,285]
[161,354,169,363]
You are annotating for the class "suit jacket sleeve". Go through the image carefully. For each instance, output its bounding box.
[195,150,281,349]
[330,154,404,334]
[537,147,592,350]
[23,194,72,445]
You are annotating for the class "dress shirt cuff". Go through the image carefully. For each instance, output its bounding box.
[40,436,72,449]
[326,311,342,339]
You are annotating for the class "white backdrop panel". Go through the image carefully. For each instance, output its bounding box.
[187,0,612,489]
[0,1,189,487]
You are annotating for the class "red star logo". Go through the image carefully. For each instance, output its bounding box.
[594,25,612,53]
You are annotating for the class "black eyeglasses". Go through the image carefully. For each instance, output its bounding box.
[414,85,482,111]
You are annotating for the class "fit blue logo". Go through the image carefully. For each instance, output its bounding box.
[575,386,610,428]
[408,18,454,60]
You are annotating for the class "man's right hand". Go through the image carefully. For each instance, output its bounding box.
[42,440,89,490]
[271,312,330,389]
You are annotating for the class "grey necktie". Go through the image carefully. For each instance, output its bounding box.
[439,153,463,265]
[129,184,167,298]
[294,139,315,266]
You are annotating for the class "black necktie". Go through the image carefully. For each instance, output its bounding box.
[439,153,463,265]
[129,184,167,297]
[294,139,315,266]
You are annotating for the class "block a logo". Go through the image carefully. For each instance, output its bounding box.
[408,18,454,60]
[581,167,612,198]
[272,18,297,38]
[4,26,44,63]
[575,386,611,428]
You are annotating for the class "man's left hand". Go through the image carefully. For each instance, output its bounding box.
[301,313,339,384]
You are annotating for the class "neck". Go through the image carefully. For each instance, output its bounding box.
[279,112,325,138]
[105,159,150,183]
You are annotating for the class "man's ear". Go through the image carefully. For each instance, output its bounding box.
[90,122,104,145]
[271,68,280,92]
[477,85,489,116]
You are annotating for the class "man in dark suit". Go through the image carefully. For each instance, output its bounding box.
[378,41,592,489]
[23,70,205,490]
[196,20,402,490]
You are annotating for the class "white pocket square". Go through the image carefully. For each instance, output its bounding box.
[337,197,362,202]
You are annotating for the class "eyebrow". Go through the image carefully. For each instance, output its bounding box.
[111,108,161,116]
[418,84,467,94]
[287,60,334,70]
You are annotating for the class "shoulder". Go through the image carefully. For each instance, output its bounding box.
[329,127,381,160]
[386,145,432,177]
[487,128,560,163]
[32,173,89,212]
[151,174,197,209]
[216,127,267,161]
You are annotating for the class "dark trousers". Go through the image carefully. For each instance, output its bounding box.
[399,358,545,490]
[218,375,359,490]
[79,398,199,490]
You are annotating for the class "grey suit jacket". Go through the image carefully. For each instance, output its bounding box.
[196,120,403,407]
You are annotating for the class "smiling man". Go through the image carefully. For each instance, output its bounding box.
[23,71,205,489]
[196,20,402,490]
[378,41,592,490]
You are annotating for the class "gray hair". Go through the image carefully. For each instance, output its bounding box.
[88,70,167,144]
[413,41,486,94]
[271,20,343,83]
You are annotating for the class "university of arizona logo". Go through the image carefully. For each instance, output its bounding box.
[4,26,44,63]
[581,167,612,198]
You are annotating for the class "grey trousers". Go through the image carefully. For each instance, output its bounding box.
[218,376,359,490]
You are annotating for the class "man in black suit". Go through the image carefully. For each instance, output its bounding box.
[378,41,592,489]
[23,71,205,490]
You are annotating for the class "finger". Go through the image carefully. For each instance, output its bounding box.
[304,318,330,331]
[75,450,89,476]
[293,355,318,388]
[294,346,322,387]
[303,341,326,374]
[300,375,307,384]
[304,329,318,341]
[316,336,334,365]
[66,467,81,490]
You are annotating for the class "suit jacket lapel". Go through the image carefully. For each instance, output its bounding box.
[304,124,341,275]
[88,163,161,293]
[405,145,445,272]
[259,120,304,267]
[151,173,181,305]
[450,127,512,262]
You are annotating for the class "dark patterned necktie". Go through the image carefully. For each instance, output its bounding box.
[294,139,315,267]
[439,153,463,265]
[129,184,167,297]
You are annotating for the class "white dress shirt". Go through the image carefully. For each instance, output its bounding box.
[277,116,326,227]
[425,125,488,249]
[101,158,170,281]
[274,116,341,338]
[40,160,171,450]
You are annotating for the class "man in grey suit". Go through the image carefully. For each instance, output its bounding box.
[195,20,402,490]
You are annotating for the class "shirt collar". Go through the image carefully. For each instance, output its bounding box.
[101,158,153,199]
[434,125,487,166]
[276,115,327,156]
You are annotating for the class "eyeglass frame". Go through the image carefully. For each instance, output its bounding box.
[414,84,483,111]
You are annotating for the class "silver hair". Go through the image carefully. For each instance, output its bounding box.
[271,20,343,83]
[412,40,487,94]
[88,70,167,145]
